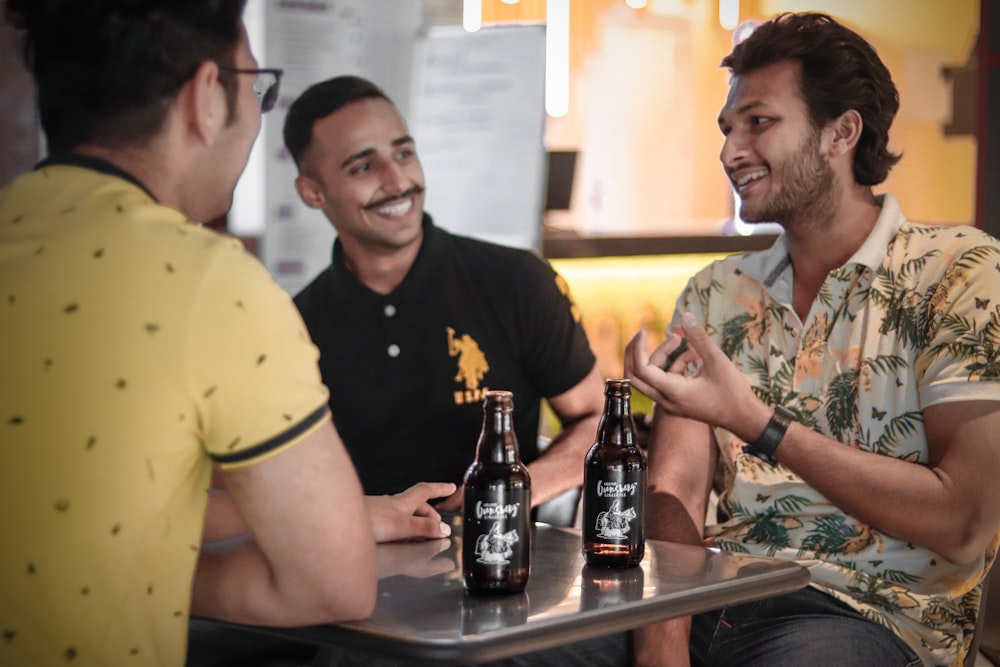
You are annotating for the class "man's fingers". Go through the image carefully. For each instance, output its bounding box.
[654,336,689,372]
[408,516,452,539]
[435,488,463,512]
[411,482,457,502]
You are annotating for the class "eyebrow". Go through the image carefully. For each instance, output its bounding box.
[717,100,765,127]
[340,135,416,169]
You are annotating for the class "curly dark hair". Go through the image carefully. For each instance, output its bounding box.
[721,12,902,185]
[4,0,245,153]
[283,75,391,170]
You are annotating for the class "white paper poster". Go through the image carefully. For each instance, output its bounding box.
[410,25,547,251]
[236,3,547,295]
[255,0,424,296]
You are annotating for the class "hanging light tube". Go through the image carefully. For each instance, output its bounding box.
[546,0,570,117]
[463,0,482,33]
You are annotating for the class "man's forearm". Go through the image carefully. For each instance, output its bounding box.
[525,412,600,506]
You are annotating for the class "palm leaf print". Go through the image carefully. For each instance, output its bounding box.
[681,279,724,322]
[846,575,920,615]
[870,410,923,456]
[871,250,942,348]
[825,356,909,443]
[720,313,753,357]
[949,244,1000,273]
[825,370,858,441]
[800,515,871,555]
[931,311,1000,380]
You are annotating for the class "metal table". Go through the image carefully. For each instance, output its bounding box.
[196,517,809,665]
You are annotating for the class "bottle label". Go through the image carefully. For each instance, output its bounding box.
[473,522,521,565]
[595,480,640,498]
[464,487,530,571]
[474,501,520,520]
[594,499,637,540]
[584,469,644,544]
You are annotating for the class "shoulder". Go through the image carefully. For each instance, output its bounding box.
[436,228,549,276]
[691,250,757,283]
[892,222,1000,268]
[293,265,335,311]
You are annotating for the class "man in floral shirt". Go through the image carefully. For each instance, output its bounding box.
[626,12,1000,667]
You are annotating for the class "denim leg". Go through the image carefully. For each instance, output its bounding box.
[690,586,922,667]
[311,632,631,667]
[467,631,631,667]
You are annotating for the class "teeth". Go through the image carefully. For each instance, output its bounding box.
[376,199,413,217]
[736,169,769,187]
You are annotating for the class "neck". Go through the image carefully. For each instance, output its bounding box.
[784,184,881,320]
[72,142,183,214]
[340,234,423,296]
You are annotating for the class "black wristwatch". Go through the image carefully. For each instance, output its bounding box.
[743,406,796,464]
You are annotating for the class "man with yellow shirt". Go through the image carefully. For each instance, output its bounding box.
[0,2,449,666]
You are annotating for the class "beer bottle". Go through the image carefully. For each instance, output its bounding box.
[462,390,531,593]
[582,378,646,567]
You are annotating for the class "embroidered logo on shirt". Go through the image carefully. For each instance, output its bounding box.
[447,327,490,405]
[555,274,582,322]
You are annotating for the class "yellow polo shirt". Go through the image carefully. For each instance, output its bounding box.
[0,161,329,666]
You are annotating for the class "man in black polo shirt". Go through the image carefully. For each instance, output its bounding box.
[285,75,605,512]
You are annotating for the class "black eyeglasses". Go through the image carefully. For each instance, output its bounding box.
[218,67,283,113]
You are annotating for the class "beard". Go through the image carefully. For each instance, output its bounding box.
[738,127,836,229]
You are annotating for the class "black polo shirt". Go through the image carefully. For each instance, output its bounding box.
[294,215,596,495]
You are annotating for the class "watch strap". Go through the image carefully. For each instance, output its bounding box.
[743,406,795,463]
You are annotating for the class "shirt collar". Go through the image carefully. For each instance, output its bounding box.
[738,193,906,290]
[330,212,438,295]
[35,153,159,202]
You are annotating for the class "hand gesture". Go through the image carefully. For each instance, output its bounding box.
[366,482,457,543]
[625,312,762,438]
[432,483,465,512]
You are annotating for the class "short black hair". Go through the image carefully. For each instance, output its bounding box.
[283,75,391,170]
[722,12,901,185]
[5,0,246,153]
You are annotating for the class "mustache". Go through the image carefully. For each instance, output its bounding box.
[365,186,424,210]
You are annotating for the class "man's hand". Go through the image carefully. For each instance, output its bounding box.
[626,312,767,441]
[434,484,464,512]
[366,482,457,543]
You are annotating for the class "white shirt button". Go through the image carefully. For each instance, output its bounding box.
[384,304,396,317]
[387,344,401,358]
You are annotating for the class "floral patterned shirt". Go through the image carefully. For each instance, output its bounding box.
[671,194,1000,666]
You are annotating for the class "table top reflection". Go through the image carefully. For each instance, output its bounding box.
[208,517,809,664]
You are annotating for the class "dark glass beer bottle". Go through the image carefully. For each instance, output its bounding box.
[462,390,532,593]
[582,378,646,567]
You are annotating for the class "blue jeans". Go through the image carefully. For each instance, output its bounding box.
[689,585,923,667]
[313,632,631,666]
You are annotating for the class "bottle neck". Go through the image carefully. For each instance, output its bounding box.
[478,408,520,464]
[597,394,635,448]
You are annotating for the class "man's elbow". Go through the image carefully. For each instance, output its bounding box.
[319,583,376,622]
[318,558,378,621]
[290,573,377,625]
[935,519,996,567]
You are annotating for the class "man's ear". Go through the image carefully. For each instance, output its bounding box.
[828,109,863,158]
[183,60,226,145]
[295,174,325,209]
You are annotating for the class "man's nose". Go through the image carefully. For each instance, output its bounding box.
[382,160,410,192]
[719,131,749,169]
